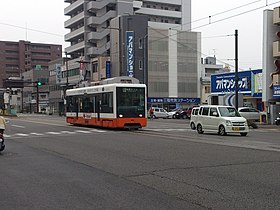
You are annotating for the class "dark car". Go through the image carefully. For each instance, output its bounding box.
[180,108,192,119]
[171,108,192,119]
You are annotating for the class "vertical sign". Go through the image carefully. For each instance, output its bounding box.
[106,61,111,79]
[55,64,62,83]
[126,31,134,77]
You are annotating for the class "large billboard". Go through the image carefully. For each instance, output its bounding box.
[211,69,262,97]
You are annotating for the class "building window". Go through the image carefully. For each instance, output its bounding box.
[139,38,143,49]
[205,86,210,93]
[139,60,143,70]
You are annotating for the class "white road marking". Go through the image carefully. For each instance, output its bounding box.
[4,129,108,139]
[14,133,29,137]
[11,125,25,128]
[75,130,92,134]
[30,133,44,136]
[90,129,107,133]
[46,132,62,135]
[60,131,76,134]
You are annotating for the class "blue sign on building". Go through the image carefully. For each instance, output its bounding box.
[273,85,280,98]
[148,97,200,104]
[105,61,111,79]
[211,69,262,96]
[126,31,134,77]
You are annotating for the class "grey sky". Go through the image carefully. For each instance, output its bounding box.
[0,0,279,70]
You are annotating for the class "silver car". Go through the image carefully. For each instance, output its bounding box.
[152,108,170,119]
[238,107,261,121]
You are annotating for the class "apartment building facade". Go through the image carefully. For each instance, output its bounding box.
[64,0,191,82]
[0,40,62,87]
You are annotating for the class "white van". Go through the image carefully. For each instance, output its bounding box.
[190,107,200,130]
[196,105,249,136]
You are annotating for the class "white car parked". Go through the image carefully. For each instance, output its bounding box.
[152,108,170,119]
[190,107,200,130]
[196,105,249,136]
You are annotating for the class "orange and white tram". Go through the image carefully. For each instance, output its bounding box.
[65,83,147,129]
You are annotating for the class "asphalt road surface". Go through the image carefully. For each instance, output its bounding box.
[1,115,280,209]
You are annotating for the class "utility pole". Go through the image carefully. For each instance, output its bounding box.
[64,52,69,116]
[235,29,239,109]
[36,82,39,113]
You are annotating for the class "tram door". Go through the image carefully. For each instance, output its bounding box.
[93,94,101,121]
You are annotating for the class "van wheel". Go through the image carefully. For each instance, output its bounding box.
[240,132,248,136]
[190,122,196,130]
[219,125,227,136]
[197,124,203,134]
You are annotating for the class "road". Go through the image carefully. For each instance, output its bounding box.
[1,115,280,209]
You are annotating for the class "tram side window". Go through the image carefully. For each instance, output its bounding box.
[67,96,78,112]
[101,92,113,113]
[82,96,93,113]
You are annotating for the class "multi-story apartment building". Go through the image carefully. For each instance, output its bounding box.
[200,57,223,104]
[64,0,191,80]
[0,40,62,87]
[263,7,280,123]
[64,0,190,56]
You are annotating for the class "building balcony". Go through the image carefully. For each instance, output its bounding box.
[87,29,110,41]
[273,41,280,57]
[65,41,85,54]
[273,7,280,25]
[87,10,117,26]
[87,0,115,11]
[64,0,84,15]
[64,12,85,28]
[65,27,85,41]
[135,8,181,18]
[87,42,110,56]
[146,0,182,5]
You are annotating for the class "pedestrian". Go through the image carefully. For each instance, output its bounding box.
[149,106,154,120]
[0,116,6,134]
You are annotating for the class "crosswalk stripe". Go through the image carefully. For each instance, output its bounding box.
[90,129,108,133]
[60,131,76,134]
[14,133,29,137]
[46,132,62,135]
[75,130,92,134]
[4,129,108,138]
[30,133,44,136]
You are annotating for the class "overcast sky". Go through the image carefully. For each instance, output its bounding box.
[0,0,279,71]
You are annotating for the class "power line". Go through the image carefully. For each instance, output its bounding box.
[0,22,63,37]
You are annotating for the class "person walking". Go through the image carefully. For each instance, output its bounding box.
[149,106,154,120]
[0,116,6,134]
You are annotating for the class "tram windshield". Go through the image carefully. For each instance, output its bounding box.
[116,87,145,118]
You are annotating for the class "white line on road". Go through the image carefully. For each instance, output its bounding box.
[14,133,29,137]
[90,129,107,133]
[75,130,92,134]
[30,133,44,136]
[46,132,62,135]
[11,125,25,128]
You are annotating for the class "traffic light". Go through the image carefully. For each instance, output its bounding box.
[37,81,42,86]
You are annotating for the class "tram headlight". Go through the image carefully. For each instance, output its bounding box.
[139,114,143,117]
[119,114,123,118]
